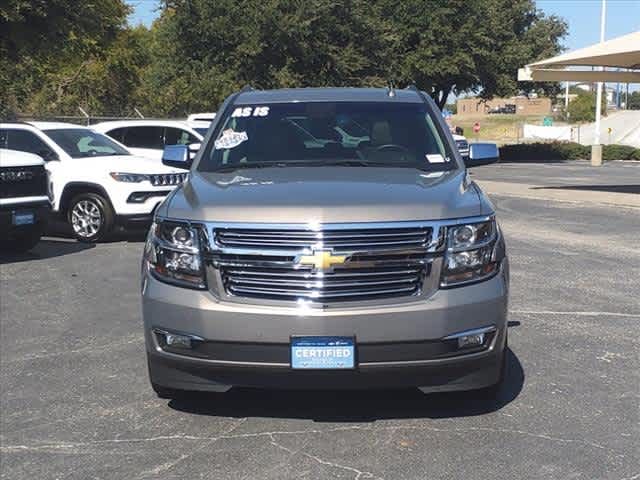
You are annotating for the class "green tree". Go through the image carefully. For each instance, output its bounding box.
[567,90,607,123]
[27,27,152,116]
[0,0,130,118]
[627,91,640,110]
[139,0,386,115]
[375,0,567,108]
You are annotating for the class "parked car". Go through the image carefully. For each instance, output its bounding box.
[186,113,216,136]
[0,122,187,242]
[142,87,508,400]
[453,133,470,159]
[0,149,51,252]
[93,120,203,162]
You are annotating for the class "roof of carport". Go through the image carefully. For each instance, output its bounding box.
[518,30,640,83]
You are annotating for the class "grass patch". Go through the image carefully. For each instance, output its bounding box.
[452,114,548,143]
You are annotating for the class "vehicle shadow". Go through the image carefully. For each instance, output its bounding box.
[531,184,639,194]
[168,348,524,422]
[46,220,148,244]
[0,237,95,264]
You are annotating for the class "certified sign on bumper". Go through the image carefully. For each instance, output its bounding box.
[291,337,355,369]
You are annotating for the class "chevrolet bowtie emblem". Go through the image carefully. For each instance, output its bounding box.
[296,249,347,272]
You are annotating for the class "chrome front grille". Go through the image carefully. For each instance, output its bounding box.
[216,227,431,251]
[206,224,440,304]
[150,173,188,187]
[221,265,426,302]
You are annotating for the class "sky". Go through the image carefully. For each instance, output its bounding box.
[127,0,640,51]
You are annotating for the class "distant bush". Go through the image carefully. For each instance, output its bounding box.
[499,142,640,162]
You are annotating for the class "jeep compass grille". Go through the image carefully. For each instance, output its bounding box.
[149,173,187,187]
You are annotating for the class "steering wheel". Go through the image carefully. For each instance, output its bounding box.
[375,144,409,153]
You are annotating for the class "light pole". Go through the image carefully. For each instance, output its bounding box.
[592,0,606,166]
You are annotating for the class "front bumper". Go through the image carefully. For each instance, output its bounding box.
[143,260,509,393]
[0,200,50,238]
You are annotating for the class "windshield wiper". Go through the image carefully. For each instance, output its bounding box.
[210,162,290,173]
[320,159,432,171]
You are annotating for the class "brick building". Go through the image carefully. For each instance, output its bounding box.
[456,96,552,117]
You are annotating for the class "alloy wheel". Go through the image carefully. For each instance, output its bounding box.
[71,199,103,238]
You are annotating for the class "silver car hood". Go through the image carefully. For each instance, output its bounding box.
[162,167,485,223]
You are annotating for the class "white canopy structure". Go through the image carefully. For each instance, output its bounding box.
[518,30,640,83]
[518,29,640,166]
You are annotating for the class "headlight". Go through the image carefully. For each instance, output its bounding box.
[441,218,499,287]
[144,220,206,289]
[110,172,149,183]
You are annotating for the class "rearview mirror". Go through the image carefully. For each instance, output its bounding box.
[162,145,192,169]
[465,143,499,168]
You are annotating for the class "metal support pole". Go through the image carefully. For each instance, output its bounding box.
[591,0,606,166]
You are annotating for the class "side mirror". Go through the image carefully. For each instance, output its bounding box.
[188,143,201,160]
[38,149,59,162]
[465,143,499,168]
[162,145,192,169]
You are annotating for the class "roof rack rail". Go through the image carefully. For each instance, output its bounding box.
[240,85,255,92]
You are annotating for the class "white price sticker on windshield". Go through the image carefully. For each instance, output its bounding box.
[426,154,446,163]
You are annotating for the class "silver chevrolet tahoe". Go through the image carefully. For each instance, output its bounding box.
[141,87,509,399]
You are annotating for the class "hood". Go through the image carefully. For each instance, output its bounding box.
[79,155,186,174]
[163,167,484,223]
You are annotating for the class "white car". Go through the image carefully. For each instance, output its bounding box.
[0,122,187,242]
[93,120,204,162]
[0,149,51,252]
[186,113,217,136]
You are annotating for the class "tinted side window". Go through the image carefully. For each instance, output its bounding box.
[3,129,54,157]
[106,127,127,143]
[123,126,164,149]
[164,128,198,146]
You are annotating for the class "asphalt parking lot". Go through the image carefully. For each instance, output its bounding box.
[1,162,639,479]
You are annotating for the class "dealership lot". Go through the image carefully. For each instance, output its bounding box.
[1,164,639,480]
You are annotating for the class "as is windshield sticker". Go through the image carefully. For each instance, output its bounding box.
[231,106,269,118]
[214,129,249,150]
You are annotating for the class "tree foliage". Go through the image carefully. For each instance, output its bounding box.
[627,91,640,110]
[567,90,607,123]
[1,0,568,118]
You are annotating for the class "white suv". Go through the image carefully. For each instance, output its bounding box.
[0,122,187,242]
[93,120,204,161]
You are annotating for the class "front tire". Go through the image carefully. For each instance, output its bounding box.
[68,193,114,243]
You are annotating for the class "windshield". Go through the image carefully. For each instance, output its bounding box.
[198,102,457,172]
[46,129,130,158]
[193,127,209,137]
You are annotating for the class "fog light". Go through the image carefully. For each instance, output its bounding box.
[165,333,192,349]
[154,328,203,350]
[457,333,484,349]
[443,326,496,350]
